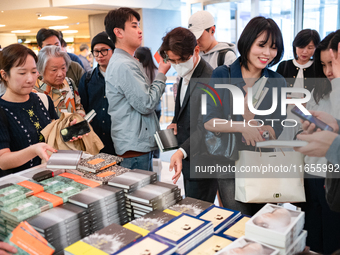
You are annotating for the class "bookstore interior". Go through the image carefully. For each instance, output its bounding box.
[1,0,340,254]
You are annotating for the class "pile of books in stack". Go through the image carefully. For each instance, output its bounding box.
[244,203,306,255]
[107,169,158,220]
[68,184,128,233]
[27,202,89,254]
[65,222,142,255]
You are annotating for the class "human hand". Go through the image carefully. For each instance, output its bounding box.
[330,42,340,78]
[242,126,263,146]
[300,110,339,134]
[169,150,183,184]
[295,131,338,157]
[167,123,177,135]
[158,57,171,75]
[0,242,17,255]
[32,143,57,162]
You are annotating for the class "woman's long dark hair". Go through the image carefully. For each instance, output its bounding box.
[313,31,340,103]
[135,47,157,82]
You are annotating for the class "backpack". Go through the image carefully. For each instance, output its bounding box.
[217,48,235,67]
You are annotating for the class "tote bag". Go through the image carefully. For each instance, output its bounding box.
[235,150,306,203]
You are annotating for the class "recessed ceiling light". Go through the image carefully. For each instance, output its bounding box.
[49,25,69,29]
[11,30,30,33]
[0,24,5,27]
[38,16,68,21]
[62,30,78,34]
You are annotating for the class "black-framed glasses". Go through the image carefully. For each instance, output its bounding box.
[92,49,112,57]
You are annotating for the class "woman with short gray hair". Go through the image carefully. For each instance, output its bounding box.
[35,45,84,116]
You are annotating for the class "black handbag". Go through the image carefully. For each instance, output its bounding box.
[204,68,239,161]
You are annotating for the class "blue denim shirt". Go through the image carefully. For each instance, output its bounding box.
[204,58,287,140]
[105,49,166,155]
[78,66,115,155]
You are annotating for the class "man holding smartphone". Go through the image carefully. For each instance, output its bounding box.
[104,8,170,171]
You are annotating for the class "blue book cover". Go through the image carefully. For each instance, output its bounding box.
[217,215,251,241]
[196,205,241,233]
[112,235,177,255]
[149,213,213,247]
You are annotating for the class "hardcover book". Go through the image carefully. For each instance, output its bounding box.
[80,222,142,254]
[77,153,123,173]
[46,150,83,170]
[0,184,34,206]
[130,192,182,211]
[245,203,305,249]
[219,215,251,240]
[185,234,233,255]
[39,176,75,190]
[112,235,177,255]
[124,210,176,236]
[197,205,241,233]
[164,197,214,216]
[76,166,130,184]
[275,230,307,255]
[45,182,87,201]
[215,236,279,255]
[107,170,157,191]
[154,129,179,153]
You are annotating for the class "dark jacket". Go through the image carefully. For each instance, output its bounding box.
[172,58,213,180]
[276,59,316,92]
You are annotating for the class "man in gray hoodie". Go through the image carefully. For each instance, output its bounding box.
[188,10,237,68]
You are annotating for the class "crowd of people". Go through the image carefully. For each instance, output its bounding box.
[0,6,340,255]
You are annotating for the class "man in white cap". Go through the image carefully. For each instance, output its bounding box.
[188,10,237,68]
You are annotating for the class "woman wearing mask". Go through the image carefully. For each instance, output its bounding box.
[204,16,286,215]
[299,30,340,254]
[0,44,58,176]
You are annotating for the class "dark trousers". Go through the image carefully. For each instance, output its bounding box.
[299,177,340,254]
[184,178,218,203]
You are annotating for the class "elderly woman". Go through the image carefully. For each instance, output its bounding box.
[36,45,85,117]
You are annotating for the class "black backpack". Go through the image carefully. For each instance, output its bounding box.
[217,48,235,67]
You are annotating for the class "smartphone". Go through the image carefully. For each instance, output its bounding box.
[291,106,334,131]
[60,120,91,142]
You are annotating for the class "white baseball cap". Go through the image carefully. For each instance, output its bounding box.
[188,11,215,39]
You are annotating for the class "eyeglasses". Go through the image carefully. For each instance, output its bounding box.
[92,49,112,57]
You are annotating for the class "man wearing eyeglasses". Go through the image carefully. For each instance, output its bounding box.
[78,31,116,155]
[104,8,171,171]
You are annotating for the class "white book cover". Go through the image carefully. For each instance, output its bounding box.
[215,236,279,255]
[275,230,307,255]
[245,204,305,249]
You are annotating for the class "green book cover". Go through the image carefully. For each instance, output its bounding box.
[39,176,75,190]
[0,184,33,206]
[45,182,86,200]
[0,196,53,222]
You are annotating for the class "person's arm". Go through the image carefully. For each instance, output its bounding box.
[0,242,17,255]
[325,135,340,165]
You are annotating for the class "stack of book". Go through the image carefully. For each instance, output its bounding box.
[16,163,65,180]
[125,181,182,218]
[26,202,89,254]
[164,197,214,217]
[77,153,123,173]
[123,209,177,237]
[150,213,214,254]
[68,185,128,233]
[245,203,306,255]
[112,235,177,255]
[215,236,280,255]
[65,222,142,255]
[218,215,251,241]
[196,205,241,233]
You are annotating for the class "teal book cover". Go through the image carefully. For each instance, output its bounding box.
[0,184,32,206]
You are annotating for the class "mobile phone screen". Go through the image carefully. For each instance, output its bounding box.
[291,106,333,131]
[60,120,91,142]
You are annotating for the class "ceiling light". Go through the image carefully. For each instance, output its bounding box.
[11,30,30,33]
[24,40,31,44]
[62,30,78,34]
[38,16,68,21]
[0,25,5,27]
[49,25,69,29]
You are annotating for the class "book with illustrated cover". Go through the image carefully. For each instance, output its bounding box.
[107,170,157,191]
[245,203,305,249]
[0,184,34,206]
[79,222,142,254]
[219,215,251,240]
[27,203,88,234]
[185,234,233,255]
[68,185,124,208]
[112,235,177,255]
[45,182,87,201]
[154,129,179,153]
[124,210,176,236]
[1,196,54,222]
[197,205,241,233]
[77,153,123,173]
[39,176,75,190]
[164,197,214,216]
[215,236,279,255]
[46,150,83,170]
[3,221,55,255]
[276,230,307,255]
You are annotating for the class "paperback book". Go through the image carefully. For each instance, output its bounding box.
[164,197,214,216]
[46,150,83,170]
[77,153,123,173]
[0,183,35,206]
[219,215,251,241]
[184,234,233,255]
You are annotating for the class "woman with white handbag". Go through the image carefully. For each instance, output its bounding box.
[204,16,287,215]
